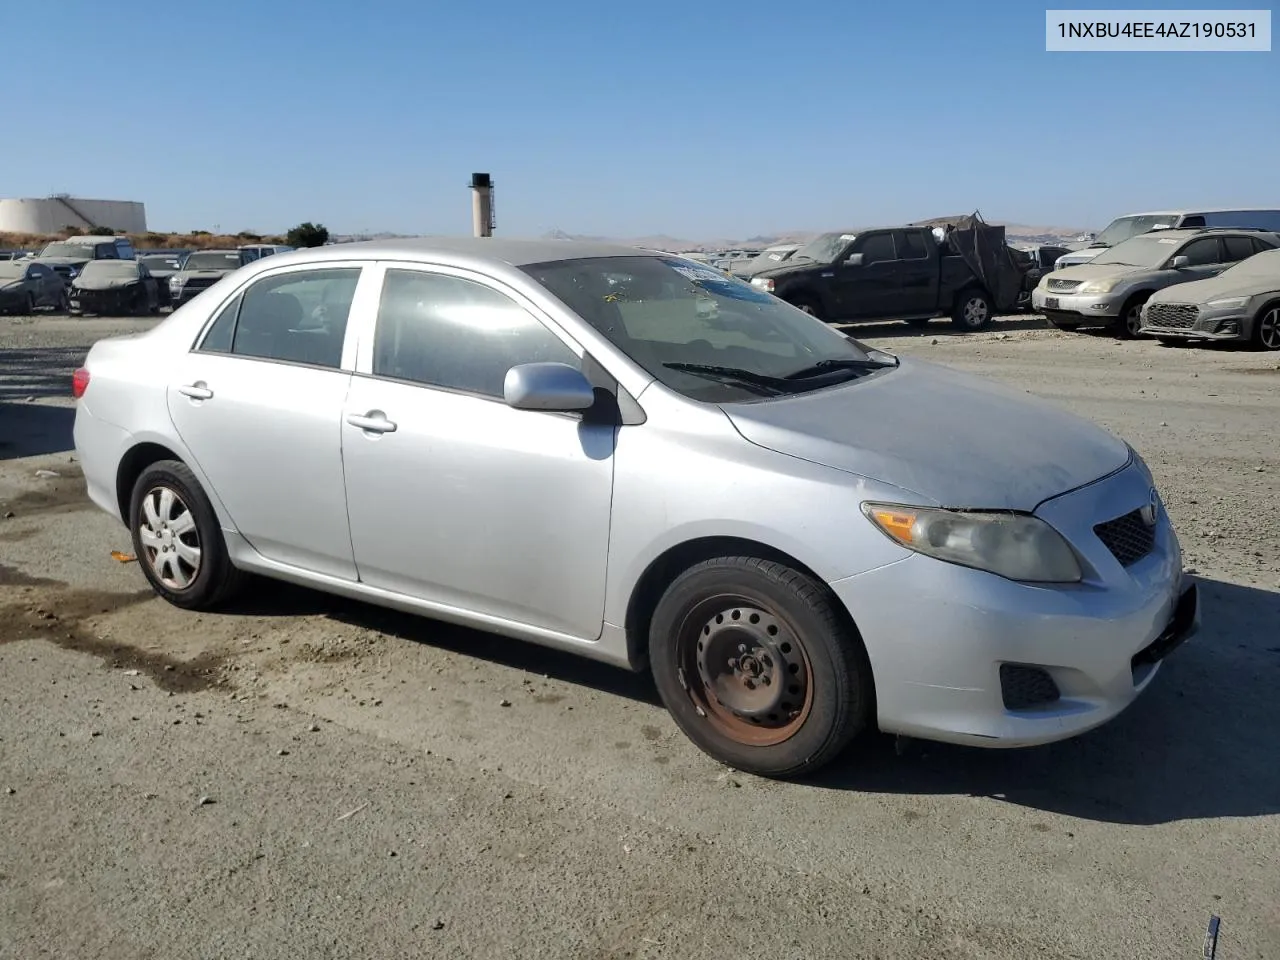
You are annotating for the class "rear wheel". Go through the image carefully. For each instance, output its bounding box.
[129,460,246,610]
[951,289,993,331]
[1252,304,1280,351]
[648,556,873,779]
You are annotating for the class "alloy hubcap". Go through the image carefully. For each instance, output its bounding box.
[1127,306,1143,336]
[138,485,201,590]
[1261,308,1280,350]
[682,601,813,746]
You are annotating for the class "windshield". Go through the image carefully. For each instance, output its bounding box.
[140,255,180,270]
[789,232,855,263]
[1091,215,1179,248]
[736,246,798,273]
[38,242,98,259]
[1091,235,1187,268]
[80,261,139,279]
[184,252,243,271]
[520,255,892,402]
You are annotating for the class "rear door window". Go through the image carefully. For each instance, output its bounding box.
[1222,236,1257,262]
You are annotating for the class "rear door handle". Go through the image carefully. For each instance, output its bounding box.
[346,411,397,434]
[178,382,213,400]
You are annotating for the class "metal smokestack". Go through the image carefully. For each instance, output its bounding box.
[470,173,494,237]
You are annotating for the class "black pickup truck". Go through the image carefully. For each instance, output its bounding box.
[742,216,1023,331]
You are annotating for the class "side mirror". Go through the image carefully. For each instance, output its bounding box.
[504,362,596,412]
[1170,255,1190,269]
[844,253,864,267]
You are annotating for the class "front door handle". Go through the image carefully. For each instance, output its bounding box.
[346,411,397,434]
[178,382,213,400]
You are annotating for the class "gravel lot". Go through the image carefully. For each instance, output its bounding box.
[2,311,1278,960]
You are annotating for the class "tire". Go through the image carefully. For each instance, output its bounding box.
[787,295,824,321]
[951,288,993,331]
[24,293,35,315]
[1251,303,1280,351]
[648,556,874,779]
[57,290,70,314]
[1115,295,1150,339]
[129,459,246,610]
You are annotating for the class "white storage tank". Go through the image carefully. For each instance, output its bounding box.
[0,196,147,234]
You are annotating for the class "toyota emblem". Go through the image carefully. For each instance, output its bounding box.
[1140,487,1160,526]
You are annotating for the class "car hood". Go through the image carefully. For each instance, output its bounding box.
[1048,262,1148,283]
[1147,269,1280,304]
[720,357,1130,511]
[74,276,139,291]
[748,257,832,281]
[35,256,90,268]
[176,268,235,279]
[0,280,25,293]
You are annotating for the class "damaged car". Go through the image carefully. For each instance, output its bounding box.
[0,260,69,314]
[69,260,161,316]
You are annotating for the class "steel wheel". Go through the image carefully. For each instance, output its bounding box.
[961,296,988,327]
[677,596,814,747]
[1256,306,1280,351]
[136,484,202,590]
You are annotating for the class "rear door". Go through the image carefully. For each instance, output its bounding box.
[891,229,936,314]
[833,232,901,319]
[339,262,616,639]
[165,261,373,580]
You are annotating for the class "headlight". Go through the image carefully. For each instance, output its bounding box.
[862,503,1083,583]
[1206,296,1248,309]
[750,277,775,292]
[66,267,78,279]
[1077,278,1120,295]
[169,276,184,289]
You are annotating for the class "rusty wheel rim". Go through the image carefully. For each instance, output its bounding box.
[677,597,814,747]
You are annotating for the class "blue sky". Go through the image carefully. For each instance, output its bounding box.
[4,0,1276,238]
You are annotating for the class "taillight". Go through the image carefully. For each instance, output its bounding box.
[72,367,90,399]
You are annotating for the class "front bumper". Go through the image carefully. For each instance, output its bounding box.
[70,288,137,315]
[830,461,1198,748]
[1031,287,1124,322]
[1139,308,1247,341]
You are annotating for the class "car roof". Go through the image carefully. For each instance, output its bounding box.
[244,237,659,269]
[1113,208,1280,218]
[1131,226,1276,241]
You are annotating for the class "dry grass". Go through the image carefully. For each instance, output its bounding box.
[0,229,287,252]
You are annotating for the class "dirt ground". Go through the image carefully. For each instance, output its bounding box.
[1,311,1278,960]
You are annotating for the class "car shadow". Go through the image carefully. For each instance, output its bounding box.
[0,346,89,461]
[813,576,1280,825]
[0,402,75,461]
[228,578,663,706]
[229,574,1279,824]
[836,313,1051,340]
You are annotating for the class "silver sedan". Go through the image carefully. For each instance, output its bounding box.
[71,238,1199,778]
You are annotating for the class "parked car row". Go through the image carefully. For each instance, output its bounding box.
[1031,226,1280,350]
[0,236,294,316]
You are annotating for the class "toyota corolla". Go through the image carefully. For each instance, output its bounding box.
[71,239,1199,779]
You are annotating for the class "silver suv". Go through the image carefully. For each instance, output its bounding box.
[1031,228,1280,338]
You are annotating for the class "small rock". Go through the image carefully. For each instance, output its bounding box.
[372,699,382,707]
[90,730,101,738]
[2,511,13,520]
[4,787,14,796]
[930,338,938,345]
[499,699,512,707]
[388,850,397,857]
[431,920,445,931]
[24,396,35,403]
[308,724,320,733]
[143,792,157,800]
[277,749,290,757]
[123,669,140,677]
[1159,421,1168,427]
[197,795,214,806]
[34,469,60,479]
[1256,466,1266,473]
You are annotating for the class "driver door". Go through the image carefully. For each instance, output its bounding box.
[833,232,901,319]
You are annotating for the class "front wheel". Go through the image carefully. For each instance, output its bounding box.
[649,556,873,779]
[951,289,993,331]
[1252,304,1280,351]
[129,459,246,610]
[787,296,824,321]
[1116,296,1149,339]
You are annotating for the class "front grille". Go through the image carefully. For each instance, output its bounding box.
[1094,508,1156,567]
[1000,664,1061,710]
[181,276,220,291]
[1143,302,1199,330]
[1048,277,1084,292]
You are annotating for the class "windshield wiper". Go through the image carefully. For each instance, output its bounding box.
[662,362,792,395]
[784,357,897,380]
